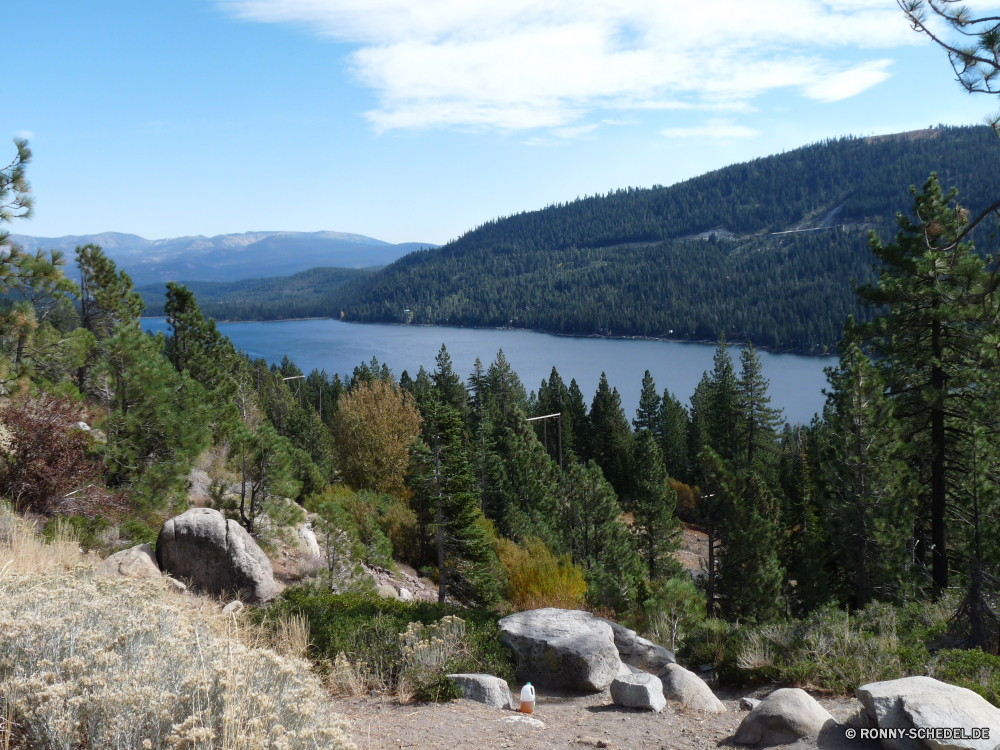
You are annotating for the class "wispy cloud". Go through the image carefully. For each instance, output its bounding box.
[14,130,34,140]
[220,0,917,131]
[660,120,759,139]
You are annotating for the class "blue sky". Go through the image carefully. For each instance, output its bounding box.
[4,0,998,245]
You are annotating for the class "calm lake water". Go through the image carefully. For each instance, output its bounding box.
[142,318,836,426]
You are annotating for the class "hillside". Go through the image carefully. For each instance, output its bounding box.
[10,230,436,285]
[335,126,1000,351]
[138,266,372,319]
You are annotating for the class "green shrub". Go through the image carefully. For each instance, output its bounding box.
[930,649,1000,705]
[264,587,514,701]
[42,515,110,551]
[685,598,960,696]
[118,517,158,548]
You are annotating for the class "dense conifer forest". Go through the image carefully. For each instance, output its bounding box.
[138,127,1000,352]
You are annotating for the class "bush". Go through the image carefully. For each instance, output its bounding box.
[264,587,514,701]
[930,649,1000,705]
[310,486,398,569]
[642,577,706,652]
[0,567,352,749]
[0,394,127,517]
[684,598,958,696]
[495,536,587,611]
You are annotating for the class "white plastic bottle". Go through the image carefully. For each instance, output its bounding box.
[519,682,535,714]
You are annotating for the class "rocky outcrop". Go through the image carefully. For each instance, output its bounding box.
[498,609,623,691]
[298,523,321,558]
[659,663,726,712]
[610,673,667,712]
[99,543,161,580]
[598,619,676,673]
[447,674,515,709]
[733,688,834,747]
[156,508,282,604]
[858,676,1000,750]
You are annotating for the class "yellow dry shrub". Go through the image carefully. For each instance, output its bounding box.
[496,537,587,611]
[0,504,354,750]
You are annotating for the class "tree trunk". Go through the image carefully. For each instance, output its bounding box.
[931,318,948,591]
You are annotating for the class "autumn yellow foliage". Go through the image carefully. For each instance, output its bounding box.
[334,381,421,494]
[496,537,588,611]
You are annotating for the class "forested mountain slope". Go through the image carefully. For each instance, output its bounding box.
[138,266,372,320]
[338,126,1000,351]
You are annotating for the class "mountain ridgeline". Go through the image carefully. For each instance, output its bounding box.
[333,126,1000,351]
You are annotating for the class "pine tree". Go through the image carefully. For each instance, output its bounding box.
[567,378,591,461]
[818,343,914,608]
[558,460,642,610]
[432,344,468,413]
[589,373,633,500]
[703,451,784,623]
[658,388,690,481]
[853,174,997,591]
[75,244,144,392]
[707,335,740,463]
[631,430,680,579]
[737,343,783,476]
[411,395,499,606]
[98,323,212,510]
[633,370,661,433]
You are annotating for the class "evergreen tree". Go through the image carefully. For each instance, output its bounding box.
[411,395,499,606]
[737,343,783,476]
[75,244,144,392]
[631,430,680,579]
[818,343,914,608]
[703,451,784,623]
[229,420,300,535]
[853,174,998,591]
[707,335,740,463]
[658,388,690,481]
[558,460,642,610]
[633,370,662,433]
[588,373,633,500]
[432,344,468,413]
[98,323,212,509]
[567,378,591,461]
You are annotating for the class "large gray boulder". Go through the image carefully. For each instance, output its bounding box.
[498,609,623,691]
[447,674,514,709]
[156,508,282,604]
[99,543,161,580]
[610,673,667,712]
[733,688,835,747]
[659,663,726,712]
[598,618,676,673]
[858,676,1000,750]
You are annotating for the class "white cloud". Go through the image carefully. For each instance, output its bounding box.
[660,120,759,139]
[220,0,918,131]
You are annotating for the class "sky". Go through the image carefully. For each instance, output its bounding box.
[4,0,998,245]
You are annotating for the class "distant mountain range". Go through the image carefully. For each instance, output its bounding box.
[8,230,437,285]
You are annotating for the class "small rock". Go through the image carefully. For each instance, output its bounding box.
[222,600,244,616]
[99,543,161,580]
[734,688,834,747]
[447,673,515,709]
[610,673,666,712]
[164,576,187,593]
[579,738,616,748]
[297,523,321,558]
[75,421,91,432]
[398,586,414,601]
[501,715,545,728]
[377,584,400,600]
[659,663,726,713]
[741,697,760,711]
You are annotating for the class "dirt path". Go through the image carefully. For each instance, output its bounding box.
[339,685,876,750]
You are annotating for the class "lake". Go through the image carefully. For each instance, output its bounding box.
[142,318,835,425]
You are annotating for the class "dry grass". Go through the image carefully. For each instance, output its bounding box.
[0,504,355,750]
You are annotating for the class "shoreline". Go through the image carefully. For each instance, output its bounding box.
[141,315,839,357]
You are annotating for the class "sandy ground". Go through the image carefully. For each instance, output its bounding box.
[340,685,879,750]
